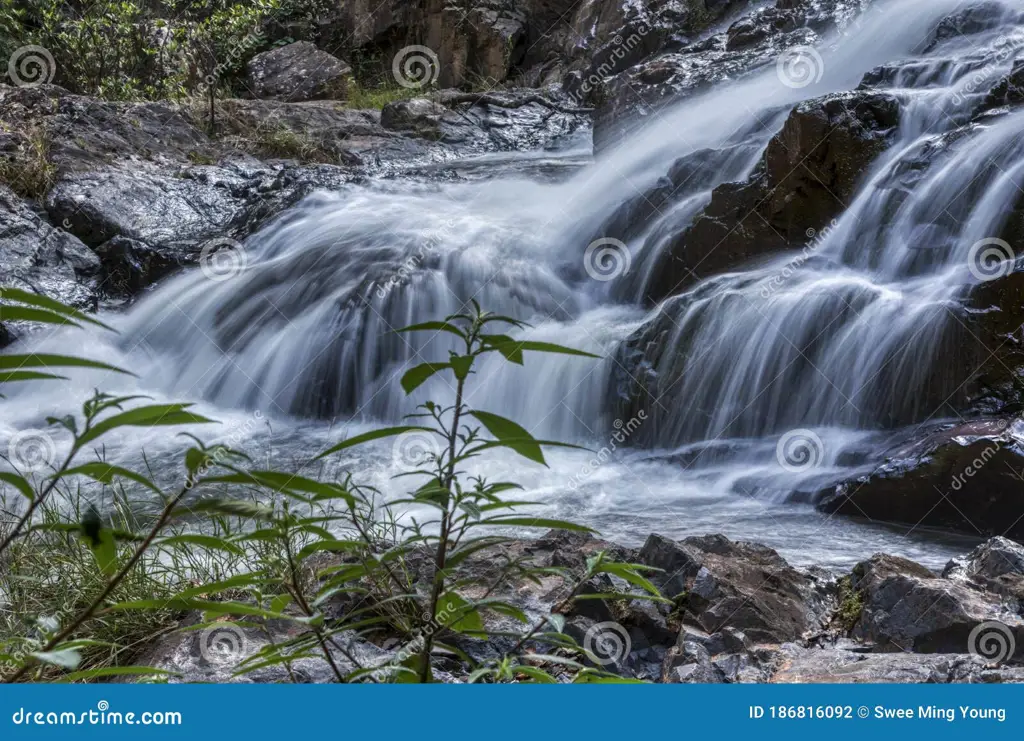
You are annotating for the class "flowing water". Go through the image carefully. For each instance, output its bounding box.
[6,0,1024,568]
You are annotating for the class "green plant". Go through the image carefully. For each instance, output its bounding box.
[0,125,55,199]
[0,289,666,683]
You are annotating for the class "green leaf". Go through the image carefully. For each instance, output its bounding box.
[511,665,557,683]
[0,472,34,501]
[316,426,436,459]
[401,362,450,394]
[60,462,162,494]
[55,666,175,682]
[0,287,114,331]
[0,370,67,383]
[0,305,83,327]
[573,669,645,684]
[448,353,473,381]
[469,410,545,464]
[436,592,484,633]
[596,562,664,598]
[479,516,596,533]
[77,404,216,447]
[200,471,355,507]
[483,338,600,361]
[0,353,131,376]
[157,534,244,556]
[295,539,364,561]
[394,321,466,339]
[176,498,273,519]
[174,573,269,600]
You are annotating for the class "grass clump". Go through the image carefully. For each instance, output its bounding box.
[0,127,57,200]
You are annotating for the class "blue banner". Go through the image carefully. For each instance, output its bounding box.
[1,685,1018,739]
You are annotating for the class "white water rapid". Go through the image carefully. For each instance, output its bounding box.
[6,0,1024,567]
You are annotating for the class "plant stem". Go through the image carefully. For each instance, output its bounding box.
[4,486,187,683]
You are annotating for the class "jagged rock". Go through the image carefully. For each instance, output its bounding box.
[245,42,352,102]
[771,643,1024,683]
[943,536,1024,599]
[642,90,900,302]
[380,98,448,140]
[849,551,1024,656]
[0,84,223,175]
[639,533,833,644]
[0,185,98,343]
[817,419,1024,540]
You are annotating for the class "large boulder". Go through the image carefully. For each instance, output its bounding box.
[848,551,1024,657]
[817,418,1024,540]
[0,185,98,343]
[638,533,834,644]
[245,42,352,102]
[641,90,900,303]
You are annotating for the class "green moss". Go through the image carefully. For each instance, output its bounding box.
[344,83,421,110]
[833,575,864,632]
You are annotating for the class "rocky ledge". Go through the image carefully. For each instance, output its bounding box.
[134,530,1024,684]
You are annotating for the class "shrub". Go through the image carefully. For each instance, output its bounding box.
[0,288,666,682]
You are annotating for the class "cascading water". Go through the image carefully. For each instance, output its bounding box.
[5,0,1024,567]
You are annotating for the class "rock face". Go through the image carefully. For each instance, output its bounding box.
[245,42,353,102]
[641,90,900,303]
[817,418,1024,541]
[0,185,99,343]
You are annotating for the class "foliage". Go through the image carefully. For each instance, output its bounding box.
[0,124,55,199]
[0,288,664,683]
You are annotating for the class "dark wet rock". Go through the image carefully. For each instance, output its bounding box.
[44,163,281,269]
[641,90,899,302]
[983,59,1024,111]
[943,536,1024,600]
[380,98,449,140]
[0,185,98,343]
[639,532,834,644]
[817,418,1024,541]
[771,644,1024,683]
[848,551,1024,656]
[245,42,353,102]
[587,0,871,153]
[0,84,223,175]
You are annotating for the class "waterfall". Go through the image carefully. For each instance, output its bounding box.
[5,0,1024,565]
